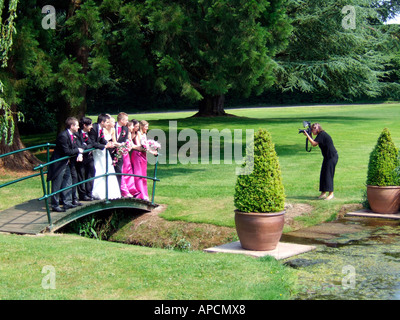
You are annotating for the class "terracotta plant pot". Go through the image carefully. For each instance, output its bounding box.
[234,210,285,251]
[367,185,400,214]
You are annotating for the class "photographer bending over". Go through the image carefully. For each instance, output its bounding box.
[303,123,338,200]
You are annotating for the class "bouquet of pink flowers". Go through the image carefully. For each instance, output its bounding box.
[141,138,161,152]
[147,139,161,151]
[112,140,133,166]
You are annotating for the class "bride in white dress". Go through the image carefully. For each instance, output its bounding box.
[92,117,121,200]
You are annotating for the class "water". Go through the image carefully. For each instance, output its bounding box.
[282,217,400,300]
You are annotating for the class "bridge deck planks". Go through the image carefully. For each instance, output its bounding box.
[0,199,55,234]
[0,198,156,235]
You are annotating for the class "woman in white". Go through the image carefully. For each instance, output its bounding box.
[92,116,121,200]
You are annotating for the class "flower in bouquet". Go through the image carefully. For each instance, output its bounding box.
[148,139,161,151]
[113,141,132,166]
[142,139,161,152]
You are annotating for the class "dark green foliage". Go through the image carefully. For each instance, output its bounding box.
[275,0,400,101]
[234,129,285,213]
[144,0,292,103]
[63,210,127,240]
[366,128,400,186]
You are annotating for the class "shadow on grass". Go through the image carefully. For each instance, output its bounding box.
[149,114,371,128]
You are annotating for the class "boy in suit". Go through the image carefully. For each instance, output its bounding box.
[47,117,84,212]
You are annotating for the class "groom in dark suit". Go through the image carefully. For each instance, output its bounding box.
[89,113,113,151]
[114,112,129,186]
[47,117,84,212]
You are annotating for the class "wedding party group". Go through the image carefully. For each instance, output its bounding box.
[47,112,159,213]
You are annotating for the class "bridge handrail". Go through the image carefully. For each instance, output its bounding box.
[33,147,96,171]
[38,172,160,202]
[1,143,160,230]
[0,143,55,189]
[0,143,56,159]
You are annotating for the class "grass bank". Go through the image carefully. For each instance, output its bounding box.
[0,233,296,299]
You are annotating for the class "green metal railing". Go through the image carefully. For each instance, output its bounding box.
[0,143,55,191]
[1,144,160,229]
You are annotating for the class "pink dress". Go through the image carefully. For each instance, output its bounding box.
[132,134,149,201]
[120,141,139,197]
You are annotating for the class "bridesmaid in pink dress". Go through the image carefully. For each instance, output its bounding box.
[120,120,141,198]
[131,120,157,201]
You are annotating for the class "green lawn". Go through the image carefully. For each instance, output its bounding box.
[1,102,400,300]
[0,233,296,299]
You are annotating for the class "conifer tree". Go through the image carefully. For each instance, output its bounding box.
[274,0,400,101]
[143,0,292,116]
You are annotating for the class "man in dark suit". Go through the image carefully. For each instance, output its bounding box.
[47,117,84,212]
[113,112,129,186]
[76,117,95,201]
[88,113,113,151]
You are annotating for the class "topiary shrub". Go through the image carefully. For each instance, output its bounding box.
[234,128,285,213]
[366,128,400,186]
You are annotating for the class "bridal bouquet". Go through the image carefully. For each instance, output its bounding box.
[142,139,161,152]
[112,140,133,166]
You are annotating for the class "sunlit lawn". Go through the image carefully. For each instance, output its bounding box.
[0,233,296,300]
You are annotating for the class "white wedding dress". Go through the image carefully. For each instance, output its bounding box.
[92,133,121,200]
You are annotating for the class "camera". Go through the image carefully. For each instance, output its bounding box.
[298,121,312,152]
[298,121,311,135]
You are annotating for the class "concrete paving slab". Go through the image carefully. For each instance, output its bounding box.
[204,241,316,259]
[346,209,400,220]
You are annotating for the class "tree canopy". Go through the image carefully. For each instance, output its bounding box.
[274,0,400,101]
[143,0,292,116]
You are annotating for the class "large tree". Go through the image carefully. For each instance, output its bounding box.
[142,0,292,116]
[0,0,111,169]
[46,0,112,132]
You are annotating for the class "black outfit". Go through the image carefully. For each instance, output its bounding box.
[314,131,338,192]
[89,123,108,150]
[47,129,81,210]
[75,129,95,200]
[113,124,129,186]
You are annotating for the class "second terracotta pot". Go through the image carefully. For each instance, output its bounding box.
[367,185,400,214]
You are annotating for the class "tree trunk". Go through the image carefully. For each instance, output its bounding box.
[55,0,88,133]
[194,94,227,117]
[0,104,42,171]
[0,51,41,171]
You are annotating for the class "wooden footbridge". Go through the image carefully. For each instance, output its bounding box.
[0,144,160,235]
